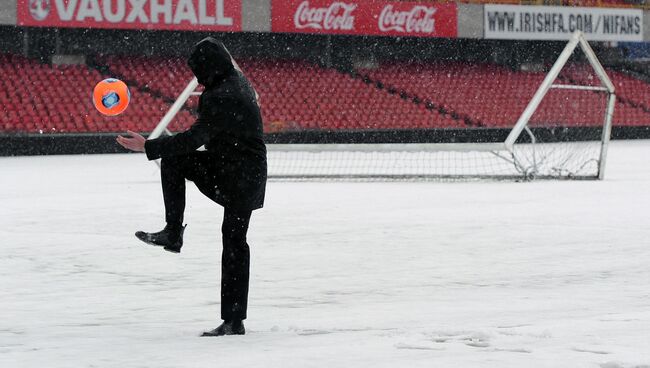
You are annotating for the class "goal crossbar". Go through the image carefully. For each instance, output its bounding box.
[268,143,507,153]
[550,85,609,91]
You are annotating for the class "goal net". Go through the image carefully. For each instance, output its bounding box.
[151,31,615,180]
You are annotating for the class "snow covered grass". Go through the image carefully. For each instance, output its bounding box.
[1,140,649,368]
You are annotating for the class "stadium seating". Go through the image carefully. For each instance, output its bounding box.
[0,53,189,133]
[2,53,650,134]
[242,59,462,130]
[358,61,650,127]
[96,56,460,131]
[456,0,638,8]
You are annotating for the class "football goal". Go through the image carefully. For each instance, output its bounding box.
[150,31,615,180]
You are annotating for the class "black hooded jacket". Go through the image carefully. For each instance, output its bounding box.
[144,38,267,211]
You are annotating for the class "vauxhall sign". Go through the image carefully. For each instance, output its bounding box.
[17,0,241,31]
[273,0,457,38]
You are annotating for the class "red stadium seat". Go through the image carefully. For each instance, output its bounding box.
[2,53,650,134]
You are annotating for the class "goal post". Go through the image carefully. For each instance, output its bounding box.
[503,31,615,180]
[150,31,615,181]
[150,77,201,140]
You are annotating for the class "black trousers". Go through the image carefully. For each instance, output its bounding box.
[161,153,252,321]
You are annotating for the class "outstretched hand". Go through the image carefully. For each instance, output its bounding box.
[116,130,146,152]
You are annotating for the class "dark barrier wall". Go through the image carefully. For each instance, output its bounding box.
[7,25,609,67]
[1,127,649,156]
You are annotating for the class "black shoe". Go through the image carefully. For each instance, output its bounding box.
[201,320,245,337]
[135,224,186,253]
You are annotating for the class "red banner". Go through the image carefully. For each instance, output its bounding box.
[272,0,457,38]
[17,0,241,32]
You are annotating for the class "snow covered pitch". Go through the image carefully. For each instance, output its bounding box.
[1,140,649,368]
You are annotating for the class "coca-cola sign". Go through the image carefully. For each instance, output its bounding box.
[378,5,436,34]
[273,0,457,38]
[17,0,242,32]
[294,1,356,30]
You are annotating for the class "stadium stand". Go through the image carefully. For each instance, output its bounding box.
[0,53,184,133]
[96,56,461,132]
[456,0,645,8]
[2,53,650,134]
[356,61,650,127]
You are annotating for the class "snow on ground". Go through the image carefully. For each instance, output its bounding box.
[0,140,649,368]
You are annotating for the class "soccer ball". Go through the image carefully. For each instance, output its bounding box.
[93,78,130,116]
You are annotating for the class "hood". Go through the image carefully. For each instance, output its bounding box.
[188,37,235,87]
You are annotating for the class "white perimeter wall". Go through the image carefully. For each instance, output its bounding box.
[458,4,484,39]
[645,10,650,41]
[242,0,271,32]
[0,0,16,25]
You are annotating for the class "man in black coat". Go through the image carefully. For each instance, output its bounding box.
[117,37,267,337]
